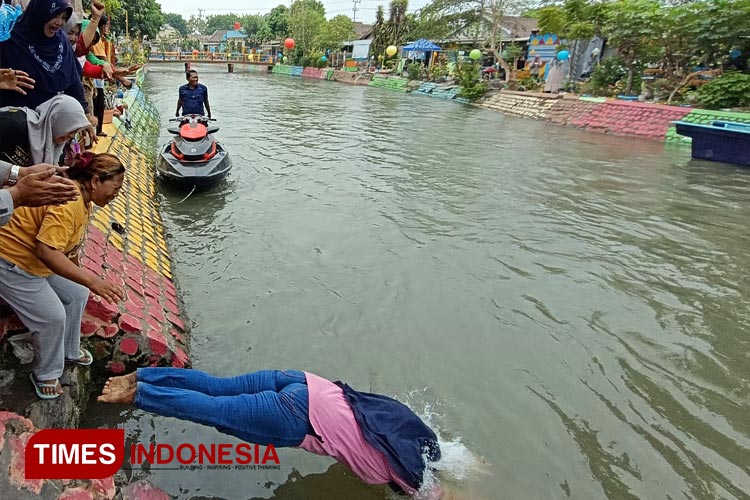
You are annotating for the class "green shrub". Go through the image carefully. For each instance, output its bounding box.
[407,62,422,80]
[587,57,626,96]
[455,62,487,101]
[697,72,750,109]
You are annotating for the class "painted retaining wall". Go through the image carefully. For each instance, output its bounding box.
[272,64,750,143]
[0,75,189,377]
[0,71,180,499]
[81,83,190,374]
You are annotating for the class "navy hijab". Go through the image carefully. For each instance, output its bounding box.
[0,0,86,111]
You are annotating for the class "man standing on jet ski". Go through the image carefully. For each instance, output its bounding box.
[175,69,211,119]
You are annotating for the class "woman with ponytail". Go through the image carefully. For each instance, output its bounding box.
[0,152,125,399]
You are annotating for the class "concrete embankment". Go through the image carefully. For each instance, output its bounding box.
[0,70,181,499]
[266,64,750,143]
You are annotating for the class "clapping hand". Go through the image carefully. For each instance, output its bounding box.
[0,69,35,95]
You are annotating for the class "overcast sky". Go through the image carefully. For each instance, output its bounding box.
[157,0,431,25]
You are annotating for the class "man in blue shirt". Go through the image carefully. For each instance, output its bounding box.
[175,70,211,118]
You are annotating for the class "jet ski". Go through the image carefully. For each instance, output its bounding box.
[156,115,232,187]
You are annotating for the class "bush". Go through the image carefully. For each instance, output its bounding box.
[407,62,422,80]
[455,62,487,101]
[586,57,626,96]
[697,72,750,109]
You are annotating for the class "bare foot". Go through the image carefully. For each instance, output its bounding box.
[101,371,137,395]
[97,383,136,404]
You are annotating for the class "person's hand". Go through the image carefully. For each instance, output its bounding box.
[85,114,99,144]
[80,124,97,145]
[88,277,125,304]
[8,165,79,208]
[0,69,35,95]
[102,62,114,80]
[90,0,105,20]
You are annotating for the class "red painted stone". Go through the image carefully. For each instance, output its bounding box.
[148,306,166,323]
[126,274,143,289]
[145,315,162,330]
[127,293,145,310]
[97,323,120,339]
[103,269,126,287]
[58,487,95,500]
[90,476,116,498]
[169,329,185,343]
[86,226,106,245]
[163,297,179,315]
[118,314,142,334]
[146,330,169,356]
[83,259,103,276]
[119,336,139,355]
[80,319,100,337]
[143,286,161,302]
[167,313,185,331]
[172,347,189,368]
[124,300,145,319]
[9,432,44,494]
[107,361,126,373]
[85,295,118,323]
[123,263,143,278]
[121,479,171,500]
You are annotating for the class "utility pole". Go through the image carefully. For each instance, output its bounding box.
[352,0,361,22]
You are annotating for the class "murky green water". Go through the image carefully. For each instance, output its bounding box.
[92,65,750,500]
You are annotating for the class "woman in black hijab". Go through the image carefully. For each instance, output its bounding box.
[0,0,88,113]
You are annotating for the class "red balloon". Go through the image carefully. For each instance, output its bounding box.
[234,22,241,30]
[284,38,295,49]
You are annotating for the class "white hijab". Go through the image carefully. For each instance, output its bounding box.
[26,95,90,164]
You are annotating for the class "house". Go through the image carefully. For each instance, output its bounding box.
[442,16,539,47]
[155,23,180,43]
[200,30,228,53]
[343,22,374,61]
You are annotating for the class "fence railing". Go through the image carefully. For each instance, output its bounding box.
[148,52,275,64]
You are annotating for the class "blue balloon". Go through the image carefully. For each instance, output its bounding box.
[730,49,742,59]
[321,55,327,62]
[557,50,570,61]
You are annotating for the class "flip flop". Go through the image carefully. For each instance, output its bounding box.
[66,347,93,366]
[29,372,61,400]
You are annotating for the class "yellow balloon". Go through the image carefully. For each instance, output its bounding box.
[386,45,397,56]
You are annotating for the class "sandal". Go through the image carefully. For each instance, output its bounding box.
[29,373,62,400]
[66,347,93,366]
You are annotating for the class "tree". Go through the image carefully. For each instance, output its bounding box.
[537,0,607,82]
[287,0,326,55]
[164,13,188,37]
[266,5,289,40]
[411,0,530,82]
[206,14,240,35]
[314,15,355,52]
[370,0,410,60]
[487,0,528,81]
[602,0,661,94]
[187,14,207,36]
[239,14,271,45]
[110,0,164,39]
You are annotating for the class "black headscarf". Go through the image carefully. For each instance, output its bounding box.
[0,0,84,110]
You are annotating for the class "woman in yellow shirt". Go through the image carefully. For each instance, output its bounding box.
[0,152,126,398]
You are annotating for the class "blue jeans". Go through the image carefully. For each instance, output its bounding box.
[135,368,312,447]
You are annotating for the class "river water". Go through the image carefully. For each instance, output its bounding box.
[91,65,750,500]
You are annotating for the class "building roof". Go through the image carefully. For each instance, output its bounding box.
[499,16,538,39]
[207,30,228,42]
[353,21,373,40]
